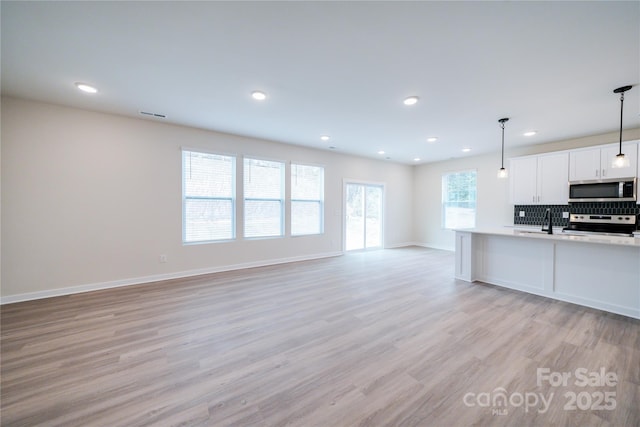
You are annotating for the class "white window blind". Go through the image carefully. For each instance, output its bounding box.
[183,150,235,243]
[244,158,284,238]
[291,164,324,235]
[442,170,477,229]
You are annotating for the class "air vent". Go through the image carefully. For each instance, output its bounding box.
[139,111,166,119]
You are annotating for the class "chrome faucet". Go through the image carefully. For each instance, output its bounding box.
[542,208,553,234]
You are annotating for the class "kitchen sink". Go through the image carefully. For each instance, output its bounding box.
[514,229,550,235]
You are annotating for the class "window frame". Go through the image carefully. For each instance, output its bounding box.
[441,169,477,230]
[243,156,286,239]
[182,149,236,244]
[290,163,325,236]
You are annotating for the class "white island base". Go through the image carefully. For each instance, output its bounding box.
[455,228,640,319]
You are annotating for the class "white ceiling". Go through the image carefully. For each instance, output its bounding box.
[2,1,639,164]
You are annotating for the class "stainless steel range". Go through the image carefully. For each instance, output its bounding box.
[562,213,637,237]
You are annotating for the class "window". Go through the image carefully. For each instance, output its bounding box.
[291,164,324,235]
[442,170,477,229]
[244,158,284,238]
[183,150,235,243]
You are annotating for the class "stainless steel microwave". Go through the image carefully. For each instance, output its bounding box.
[568,178,637,202]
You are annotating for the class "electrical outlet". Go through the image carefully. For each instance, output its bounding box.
[563,212,569,219]
[159,254,167,263]
[519,211,525,217]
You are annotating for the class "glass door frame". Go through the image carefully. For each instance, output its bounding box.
[343,179,385,252]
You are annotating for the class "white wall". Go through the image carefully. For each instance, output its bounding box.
[413,128,640,251]
[4,96,638,301]
[413,152,512,251]
[1,97,414,301]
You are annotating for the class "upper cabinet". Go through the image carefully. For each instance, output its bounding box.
[510,156,537,204]
[509,140,639,206]
[569,142,638,181]
[538,153,570,203]
[510,152,569,205]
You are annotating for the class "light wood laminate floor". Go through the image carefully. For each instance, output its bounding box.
[2,247,639,426]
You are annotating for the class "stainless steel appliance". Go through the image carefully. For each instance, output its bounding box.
[562,213,637,237]
[568,178,636,202]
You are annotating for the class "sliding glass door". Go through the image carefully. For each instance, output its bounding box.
[345,182,383,251]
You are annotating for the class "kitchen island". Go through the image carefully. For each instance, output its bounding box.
[455,227,640,319]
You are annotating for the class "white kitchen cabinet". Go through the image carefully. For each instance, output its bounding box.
[510,156,537,204]
[510,152,569,205]
[537,152,570,203]
[568,148,601,181]
[569,142,638,181]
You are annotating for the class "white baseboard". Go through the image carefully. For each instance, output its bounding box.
[0,251,344,305]
[411,242,455,252]
[383,242,454,252]
[384,242,418,249]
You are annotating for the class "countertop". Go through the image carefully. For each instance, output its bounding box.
[455,225,640,247]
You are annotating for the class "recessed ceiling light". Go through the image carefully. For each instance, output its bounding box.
[75,82,97,94]
[251,91,267,101]
[427,137,438,143]
[403,96,419,106]
[320,135,330,141]
[413,158,421,162]
[377,150,385,155]
[462,148,471,152]
[523,131,537,137]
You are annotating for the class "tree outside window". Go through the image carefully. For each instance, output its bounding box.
[442,170,477,229]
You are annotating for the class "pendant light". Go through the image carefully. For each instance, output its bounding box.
[611,85,632,169]
[497,117,509,179]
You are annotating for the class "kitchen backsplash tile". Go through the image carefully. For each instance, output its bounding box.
[514,205,570,227]
[569,201,639,215]
[514,202,640,229]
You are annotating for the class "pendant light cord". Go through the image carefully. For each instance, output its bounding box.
[618,91,624,154]
[501,121,505,168]
[498,118,508,169]
[613,85,632,156]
